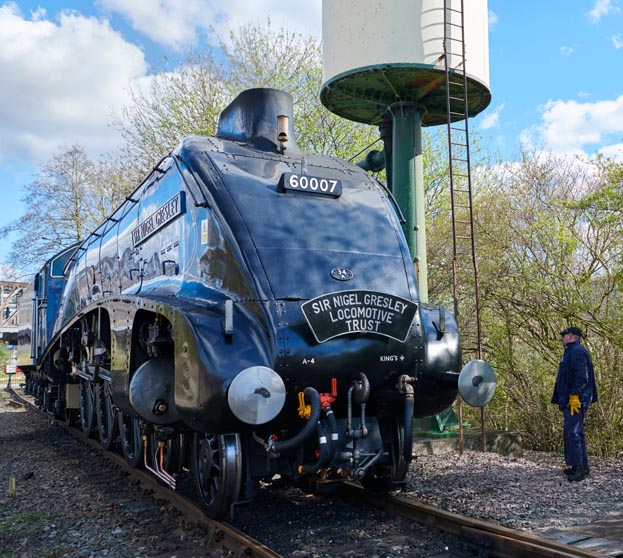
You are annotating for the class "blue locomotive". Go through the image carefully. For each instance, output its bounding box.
[17,88,492,518]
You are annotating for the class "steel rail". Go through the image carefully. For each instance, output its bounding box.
[339,482,601,558]
[94,444,282,558]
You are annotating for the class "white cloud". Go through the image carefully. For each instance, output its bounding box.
[480,102,505,130]
[520,95,623,155]
[98,0,322,48]
[598,143,623,161]
[588,0,620,23]
[97,0,216,49]
[612,34,623,48]
[0,3,148,163]
[560,46,574,56]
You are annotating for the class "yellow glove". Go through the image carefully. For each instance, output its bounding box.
[568,394,581,416]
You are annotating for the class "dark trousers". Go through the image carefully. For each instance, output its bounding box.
[562,407,588,467]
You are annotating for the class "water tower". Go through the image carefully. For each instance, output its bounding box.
[321,0,491,303]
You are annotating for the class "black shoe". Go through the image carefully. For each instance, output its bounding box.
[567,467,589,482]
[564,466,577,476]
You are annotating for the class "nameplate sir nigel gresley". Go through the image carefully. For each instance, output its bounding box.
[302,290,418,343]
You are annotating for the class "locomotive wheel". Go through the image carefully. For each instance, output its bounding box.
[63,407,78,427]
[119,412,144,468]
[96,382,118,450]
[360,465,393,494]
[191,432,242,519]
[79,380,96,437]
[360,418,407,494]
[391,418,409,482]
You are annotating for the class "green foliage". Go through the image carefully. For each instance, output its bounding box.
[114,49,227,177]
[220,20,378,160]
[0,343,8,366]
[448,150,623,456]
[115,20,378,176]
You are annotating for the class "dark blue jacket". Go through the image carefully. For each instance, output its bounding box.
[551,341,598,409]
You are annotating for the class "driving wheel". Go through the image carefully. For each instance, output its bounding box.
[96,381,118,449]
[119,411,144,468]
[79,379,96,436]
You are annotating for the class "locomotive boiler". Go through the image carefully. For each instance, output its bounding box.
[17,88,494,518]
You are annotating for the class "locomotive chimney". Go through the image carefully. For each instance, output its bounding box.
[277,114,289,153]
[217,88,300,154]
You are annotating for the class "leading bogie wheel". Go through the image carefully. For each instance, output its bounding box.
[360,418,407,494]
[191,432,242,519]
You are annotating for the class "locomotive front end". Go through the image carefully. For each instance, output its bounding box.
[179,88,471,496]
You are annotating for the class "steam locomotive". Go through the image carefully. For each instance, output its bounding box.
[17,88,493,518]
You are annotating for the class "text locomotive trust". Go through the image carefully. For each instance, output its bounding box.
[309,292,411,333]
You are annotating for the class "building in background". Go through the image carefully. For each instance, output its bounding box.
[0,281,28,367]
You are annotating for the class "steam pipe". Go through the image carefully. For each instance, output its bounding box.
[397,374,415,464]
[300,422,329,473]
[403,395,414,463]
[143,435,176,489]
[300,404,340,473]
[269,387,321,453]
[324,406,339,462]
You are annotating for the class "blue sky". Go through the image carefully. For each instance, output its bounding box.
[1,0,622,274]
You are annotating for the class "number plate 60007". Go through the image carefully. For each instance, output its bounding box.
[279,172,342,197]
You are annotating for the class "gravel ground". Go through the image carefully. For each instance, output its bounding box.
[233,446,623,556]
[0,384,225,558]
[232,478,457,557]
[2,377,622,558]
[404,449,623,533]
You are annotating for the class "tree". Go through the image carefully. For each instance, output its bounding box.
[114,50,227,177]
[89,152,142,223]
[0,146,93,271]
[0,343,8,368]
[461,149,623,455]
[114,21,379,170]
[0,146,141,275]
[221,20,379,160]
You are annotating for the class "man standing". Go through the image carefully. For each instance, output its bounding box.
[551,327,598,482]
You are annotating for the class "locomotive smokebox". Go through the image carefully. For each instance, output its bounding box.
[217,88,300,154]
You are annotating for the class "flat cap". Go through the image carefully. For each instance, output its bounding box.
[561,326,583,337]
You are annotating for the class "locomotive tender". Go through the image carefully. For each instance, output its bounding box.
[17,88,489,518]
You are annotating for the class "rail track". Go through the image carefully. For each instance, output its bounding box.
[81,442,282,558]
[6,385,621,558]
[5,386,282,558]
[340,482,618,558]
